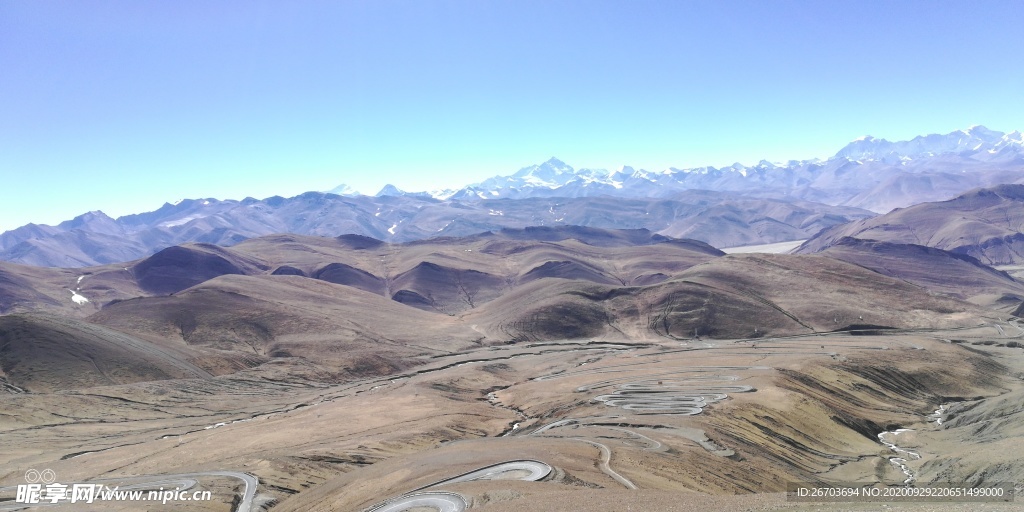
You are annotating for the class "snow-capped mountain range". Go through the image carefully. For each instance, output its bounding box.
[835,125,1023,162]
[333,126,1023,211]
[2,126,1023,267]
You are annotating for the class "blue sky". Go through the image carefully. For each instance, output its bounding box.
[2,1,1023,231]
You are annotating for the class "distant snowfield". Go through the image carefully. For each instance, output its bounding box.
[69,289,90,305]
[995,265,1024,281]
[159,215,201,228]
[720,239,806,255]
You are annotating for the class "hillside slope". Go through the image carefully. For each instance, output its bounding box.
[798,184,1024,265]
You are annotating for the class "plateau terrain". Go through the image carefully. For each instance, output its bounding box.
[7,2,1024,509]
[1,223,1023,511]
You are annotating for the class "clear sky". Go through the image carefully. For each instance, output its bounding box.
[2,1,1023,231]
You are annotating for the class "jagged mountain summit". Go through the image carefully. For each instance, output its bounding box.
[334,126,1024,212]
[326,183,360,197]
[834,125,1023,162]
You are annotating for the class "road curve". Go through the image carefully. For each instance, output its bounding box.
[366,492,467,512]
[195,471,258,512]
[573,439,637,490]
[593,380,754,415]
[442,460,551,485]
[366,460,551,512]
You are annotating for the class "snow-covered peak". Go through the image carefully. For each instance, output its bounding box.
[376,184,406,197]
[427,188,458,200]
[498,157,588,190]
[327,183,361,197]
[962,125,1002,139]
[610,165,638,180]
[511,157,576,183]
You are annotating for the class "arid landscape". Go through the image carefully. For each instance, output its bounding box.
[4,4,1024,510]
[2,187,1024,511]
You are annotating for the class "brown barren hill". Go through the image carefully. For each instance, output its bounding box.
[0,263,64,314]
[671,253,991,332]
[817,237,1024,310]
[0,314,211,392]
[463,252,995,342]
[0,260,147,317]
[798,184,1024,265]
[88,274,482,376]
[131,243,264,294]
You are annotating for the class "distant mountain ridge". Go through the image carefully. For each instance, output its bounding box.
[0,192,871,267]
[834,125,1023,161]
[4,125,1023,268]
[370,126,1023,212]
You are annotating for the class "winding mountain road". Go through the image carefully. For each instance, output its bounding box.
[366,460,551,512]
[368,492,468,512]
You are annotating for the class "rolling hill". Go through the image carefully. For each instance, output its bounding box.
[815,237,1024,311]
[0,225,1012,396]
[797,184,1024,265]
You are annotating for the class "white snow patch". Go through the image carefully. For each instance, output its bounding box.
[202,200,211,205]
[722,240,806,254]
[77,275,86,285]
[488,209,504,216]
[388,224,397,235]
[69,289,90,305]
[159,215,200,228]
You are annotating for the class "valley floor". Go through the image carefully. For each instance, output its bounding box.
[1,323,1023,511]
